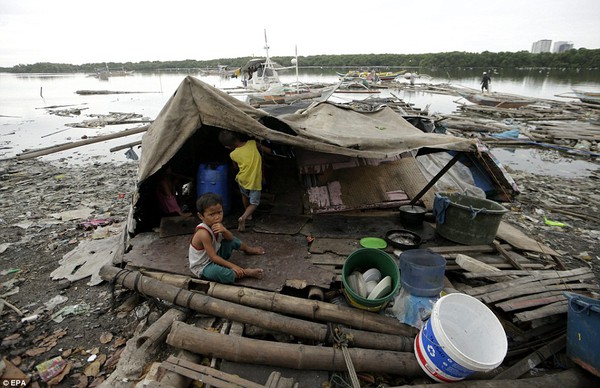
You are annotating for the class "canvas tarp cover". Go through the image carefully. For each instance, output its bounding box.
[137,76,475,185]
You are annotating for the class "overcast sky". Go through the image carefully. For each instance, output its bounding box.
[1,0,599,67]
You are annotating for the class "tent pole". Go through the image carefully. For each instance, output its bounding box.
[408,152,462,206]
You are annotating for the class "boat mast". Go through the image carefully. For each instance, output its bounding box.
[263,29,271,85]
[295,44,299,93]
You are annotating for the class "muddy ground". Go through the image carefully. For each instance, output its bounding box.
[0,157,599,387]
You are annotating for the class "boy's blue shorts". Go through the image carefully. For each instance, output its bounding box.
[238,185,261,206]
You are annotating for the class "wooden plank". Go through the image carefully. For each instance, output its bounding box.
[513,300,569,322]
[494,240,524,270]
[463,269,559,278]
[493,334,566,380]
[465,267,593,296]
[160,356,266,388]
[481,282,598,304]
[496,221,559,256]
[495,293,566,312]
[428,244,502,254]
[310,253,346,266]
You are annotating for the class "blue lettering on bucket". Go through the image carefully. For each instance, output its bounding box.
[420,318,475,379]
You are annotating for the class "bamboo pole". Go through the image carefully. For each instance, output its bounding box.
[167,321,424,376]
[206,281,416,337]
[100,265,413,352]
[15,125,149,160]
[110,140,142,152]
[141,270,415,337]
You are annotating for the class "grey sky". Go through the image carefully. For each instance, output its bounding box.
[1,0,599,67]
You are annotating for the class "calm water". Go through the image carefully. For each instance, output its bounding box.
[0,69,598,176]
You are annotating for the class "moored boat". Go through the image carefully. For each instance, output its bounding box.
[457,90,535,109]
[337,70,406,82]
[572,89,600,104]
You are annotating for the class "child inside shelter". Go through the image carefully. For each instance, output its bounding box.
[189,192,265,283]
[218,130,271,232]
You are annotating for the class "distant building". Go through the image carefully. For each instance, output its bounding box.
[553,41,574,53]
[531,40,552,53]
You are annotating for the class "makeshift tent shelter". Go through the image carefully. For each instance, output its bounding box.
[129,76,476,234]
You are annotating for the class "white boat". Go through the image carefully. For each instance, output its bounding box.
[240,30,297,92]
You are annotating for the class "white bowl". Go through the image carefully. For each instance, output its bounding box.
[362,268,382,283]
[365,280,378,294]
[367,276,392,300]
[348,271,368,298]
[346,272,359,295]
[354,271,368,298]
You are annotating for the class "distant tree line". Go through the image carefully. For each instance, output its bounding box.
[2,48,599,73]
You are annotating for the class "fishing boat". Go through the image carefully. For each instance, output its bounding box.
[246,84,335,106]
[572,89,600,104]
[239,30,298,92]
[337,70,406,82]
[457,90,535,109]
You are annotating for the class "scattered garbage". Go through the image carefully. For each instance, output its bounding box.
[50,302,90,323]
[35,356,68,382]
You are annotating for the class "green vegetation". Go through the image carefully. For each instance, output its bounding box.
[2,49,599,73]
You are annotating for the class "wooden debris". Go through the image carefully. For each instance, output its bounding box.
[492,334,566,380]
[15,125,149,160]
[160,356,266,388]
[101,308,187,387]
[166,322,424,376]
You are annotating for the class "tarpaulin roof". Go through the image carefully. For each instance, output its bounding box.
[137,76,475,185]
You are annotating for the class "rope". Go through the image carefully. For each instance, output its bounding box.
[329,323,360,388]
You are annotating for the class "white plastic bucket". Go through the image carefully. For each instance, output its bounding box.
[414,293,508,382]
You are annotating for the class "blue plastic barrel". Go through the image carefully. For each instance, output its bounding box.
[565,292,600,377]
[196,163,230,215]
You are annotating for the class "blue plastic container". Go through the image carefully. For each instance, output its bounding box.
[565,292,600,377]
[196,163,231,215]
[399,249,446,297]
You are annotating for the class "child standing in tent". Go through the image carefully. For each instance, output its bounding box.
[218,130,270,232]
[189,192,265,283]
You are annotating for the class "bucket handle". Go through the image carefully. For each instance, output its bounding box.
[568,296,600,315]
[468,205,487,220]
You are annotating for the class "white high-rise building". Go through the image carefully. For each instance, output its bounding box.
[531,40,552,53]
[553,41,574,53]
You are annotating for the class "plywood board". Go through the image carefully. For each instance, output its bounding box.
[496,221,559,256]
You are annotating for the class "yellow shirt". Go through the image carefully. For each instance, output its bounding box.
[230,140,262,190]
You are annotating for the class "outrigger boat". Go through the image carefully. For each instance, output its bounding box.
[572,89,600,104]
[456,89,535,109]
[337,70,406,82]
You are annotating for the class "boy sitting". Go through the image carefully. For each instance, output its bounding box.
[189,192,264,283]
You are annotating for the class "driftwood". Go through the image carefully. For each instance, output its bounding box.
[15,125,149,160]
[100,308,187,388]
[100,265,414,351]
[166,321,424,376]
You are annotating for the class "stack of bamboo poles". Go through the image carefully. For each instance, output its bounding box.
[99,265,424,387]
